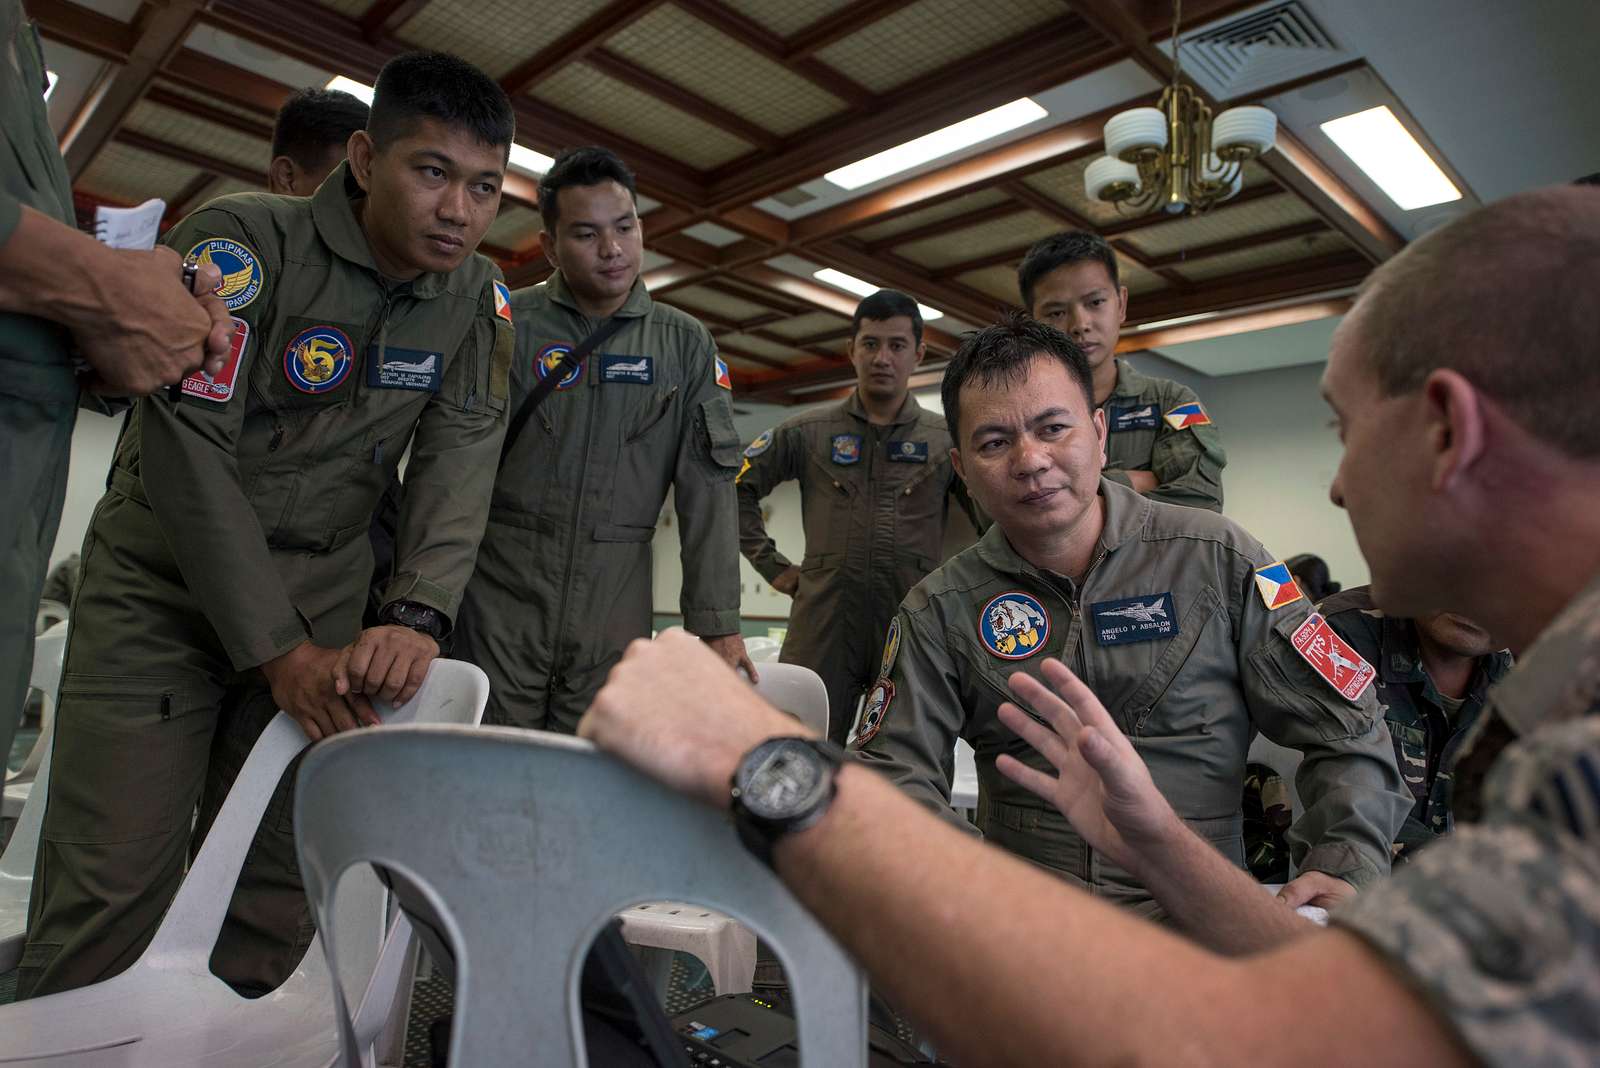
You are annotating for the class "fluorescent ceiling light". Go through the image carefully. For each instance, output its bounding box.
[814,268,943,320]
[1320,105,1460,210]
[825,97,1048,190]
[44,70,58,100]
[1132,312,1217,332]
[325,75,374,104]
[509,143,554,176]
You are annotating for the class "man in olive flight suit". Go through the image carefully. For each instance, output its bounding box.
[1020,231,1226,512]
[852,315,1410,916]
[20,51,515,998]
[0,1,229,772]
[454,146,748,734]
[738,290,979,743]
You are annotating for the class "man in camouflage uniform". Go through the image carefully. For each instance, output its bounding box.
[1020,231,1225,511]
[453,146,748,733]
[21,51,515,997]
[850,314,1409,914]
[0,0,229,771]
[738,289,979,742]
[574,184,1600,1065]
[1319,586,1511,859]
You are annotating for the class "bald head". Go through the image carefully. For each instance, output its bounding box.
[1349,185,1600,457]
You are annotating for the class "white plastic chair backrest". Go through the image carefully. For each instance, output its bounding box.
[296,726,870,1067]
[10,621,67,784]
[743,636,782,663]
[141,659,488,1008]
[1246,732,1304,819]
[753,662,829,739]
[0,723,52,882]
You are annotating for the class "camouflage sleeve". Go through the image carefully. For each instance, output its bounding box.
[1148,381,1226,512]
[1238,559,1413,889]
[1335,716,1600,1065]
[849,605,977,834]
[736,423,802,583]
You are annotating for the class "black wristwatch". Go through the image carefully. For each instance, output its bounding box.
[729,737,845,869]
[379,600,448,641]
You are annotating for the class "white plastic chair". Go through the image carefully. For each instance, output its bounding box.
[0,722,53,972]
[951,738,979,815]
[0,659,488,1067]
[752,661,828,739]
[743,635,782,663]
[295,725,871,1067]
[3,620,67,822]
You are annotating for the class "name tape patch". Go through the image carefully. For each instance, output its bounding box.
[1108,404,1159,432]
[599,354,654,384]
[1091,592,1178,646]
[367,346,443,392]
[888,440,929,463]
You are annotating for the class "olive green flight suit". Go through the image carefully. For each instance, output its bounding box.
[0,3,78,770]
[20,164,511,997]
[1100,359,1226,512]
[453,272,742,733]
[737,391,979,743]
[852,478,1411,915]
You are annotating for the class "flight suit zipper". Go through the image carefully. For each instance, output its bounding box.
[546,314,602,717]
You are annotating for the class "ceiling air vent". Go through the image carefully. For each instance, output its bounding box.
[1175,2,1353,101]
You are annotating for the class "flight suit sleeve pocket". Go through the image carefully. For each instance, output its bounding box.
[1247,610,1376,742]
[488,320,513,410]
[698,397,743,475]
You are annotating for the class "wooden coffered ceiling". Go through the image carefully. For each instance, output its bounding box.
[32,0,1403,403]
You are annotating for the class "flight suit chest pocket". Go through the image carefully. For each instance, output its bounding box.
[1117,586,1223,736]
[258,316,363,412]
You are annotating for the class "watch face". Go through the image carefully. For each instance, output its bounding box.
[738,741,824,820]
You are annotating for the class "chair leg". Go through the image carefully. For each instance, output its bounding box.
[375,936,421,1067]
[706,925,757,996]
[630,945,675,1000]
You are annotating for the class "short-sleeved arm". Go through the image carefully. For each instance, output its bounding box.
[736,423,804,582]
[850,607,976,833]
[1334,716,1600,1065]
[1149,382,1226,512]
[1238,565,1413,889]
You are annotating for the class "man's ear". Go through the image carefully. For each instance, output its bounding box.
[346,130,376,193]
[267,156,297,196]
[950,445,965,484]
[1422,368,1486,492]
[1093,406,1109,469]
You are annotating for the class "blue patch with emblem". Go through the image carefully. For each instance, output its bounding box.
[1091,592,1179,646]
[831,433,862,465]
[979,591,1050,660]
[188,237,264,312]
[745,429,774,458]
[1108,404,1160,432]
[367,346,442,392]
[283,326,354,394]
[534,343,583,390]
[599,354,654,384]
[888,439,928,463]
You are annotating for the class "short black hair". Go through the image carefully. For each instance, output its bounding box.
[272,88,369,169]
[1017,231,1120,313]
[367,51,514,160]
[1285,554,1340,601]
[852,289,923,345]
[537,146,638,232]
[940,311,1094,443]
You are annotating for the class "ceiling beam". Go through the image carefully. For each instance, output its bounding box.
[815,241,1005,324]
[59,0,208,178]
[164,170,221,224]
[705,15,1118,210]
[114,128,265,185]
[863,201,1024,253]
[716,345,790,372]
[1141,218,1330,268]
[650,233,722,269]
[998,179,1189,288]
[783,0,919,60]
[144,85,273,140]
[1116,295,1351,354]
[670,0,874,107]
[1067,0,1403,263]
[498,0,667,96]
[25,0,134,61]
[357,0,431,39]
[642,262,716,293]
[701,278,810,318]
[1125,252,1370,325]
[586,50,778,151]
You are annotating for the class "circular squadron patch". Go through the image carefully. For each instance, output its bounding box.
[745,429,774,457]
[978,591,1050,660]
[282,325,353,394]
[852,678,895,748]
[534,343,583,390]
[187,237,264,312]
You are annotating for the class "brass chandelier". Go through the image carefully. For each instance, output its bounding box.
[1084,0,1277,216]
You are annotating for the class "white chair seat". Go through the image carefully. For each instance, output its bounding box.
[0,660,488,1067]
[951,738,978,813]
[620,901,757,997]
[1,780,28,824]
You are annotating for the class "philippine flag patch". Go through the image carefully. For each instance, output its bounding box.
[714,355,732,390]
[1163,401,1213,430]
[1253,560,1304,611]
[492,280,512,323]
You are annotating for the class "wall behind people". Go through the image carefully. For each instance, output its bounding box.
[48,409,121,570]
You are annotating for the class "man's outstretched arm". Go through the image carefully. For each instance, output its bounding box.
[579,632,1470,1067]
